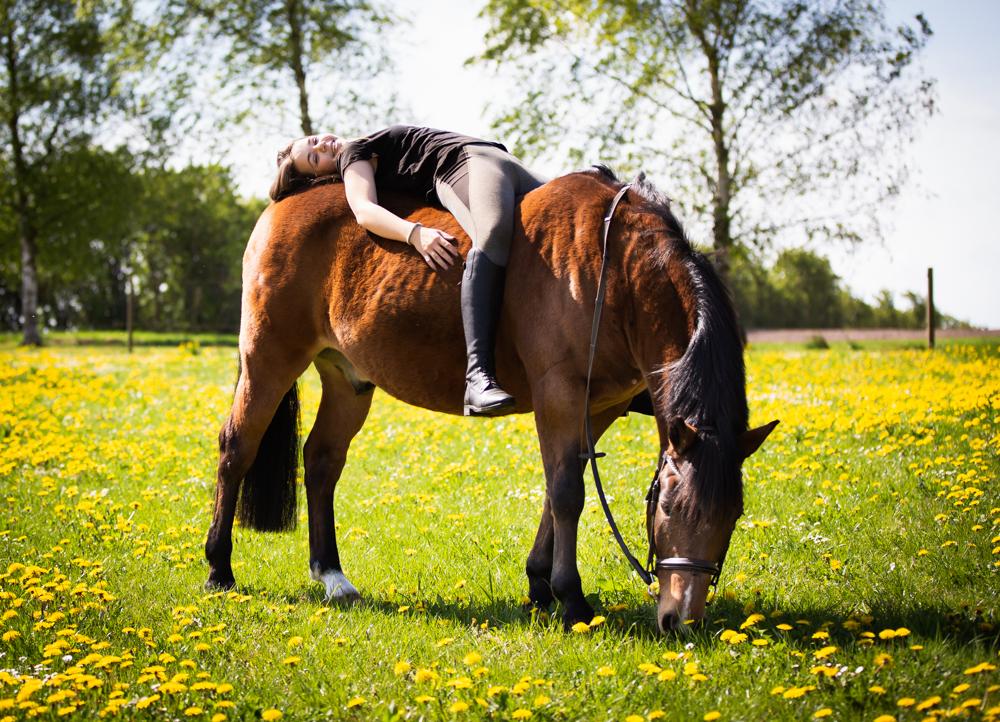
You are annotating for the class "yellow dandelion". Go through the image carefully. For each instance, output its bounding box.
[872,716,896,722]
[752,639,770,646]
[184,707,203,716]
[897,698,915,707]
[720,630,747,644]
[571,622,590,634]
[216,684,233,694]
[657,670,677,681]
[588,616,606,628]
[346,697,365,709]
[511,710,532,720]
[915,696,941,711]
[135,695,161,710]
[449,701,469,713]
[704,711,721,721]
[810,666,838,678]
[462,652,482,666]
[414,668,439,684]
[281,657,300,666]
[446,677,473,690]
[533,695,550,707]
[648,712,666,720]
[740,613,765,629]
[414,695,434,703]
[287,636,303,648]
[211,715,226,722]
[814,646,837,659]
[261,710,282,721]
[814,709,833,719]
[869,686,886,695]
[393,661,411,676]
[965,662,997,675]
[596,666,615,677]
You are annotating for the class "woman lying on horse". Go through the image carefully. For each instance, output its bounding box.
[270,125,546,417]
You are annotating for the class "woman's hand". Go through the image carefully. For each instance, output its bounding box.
[410,225,460,270]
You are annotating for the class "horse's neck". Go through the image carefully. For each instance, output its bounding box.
[621,241,696,382]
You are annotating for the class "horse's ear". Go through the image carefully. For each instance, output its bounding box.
[667,416,698,458]
[739,420,779,459]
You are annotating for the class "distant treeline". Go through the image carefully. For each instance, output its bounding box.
[0,147,262,335]
[729,248,966,330]
[0,149,963,334]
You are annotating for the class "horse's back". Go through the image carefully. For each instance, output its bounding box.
[244,173,620,413]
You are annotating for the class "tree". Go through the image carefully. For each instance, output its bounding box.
[195,0,397,137]
[0,0,175,344]
[475,0,935,287]
[133,165,261,331]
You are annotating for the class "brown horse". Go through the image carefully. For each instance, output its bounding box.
[203,166,777,632]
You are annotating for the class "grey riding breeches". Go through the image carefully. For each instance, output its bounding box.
[434,144,548,267]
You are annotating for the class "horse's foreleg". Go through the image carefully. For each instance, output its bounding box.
[304,354,373,603]
[205,347,312,589]
[533,395,630,628]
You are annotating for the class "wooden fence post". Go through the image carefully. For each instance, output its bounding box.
[126,274,134,354]
[926,267,935,349]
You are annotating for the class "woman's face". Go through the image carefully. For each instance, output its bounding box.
[289,133,343,176]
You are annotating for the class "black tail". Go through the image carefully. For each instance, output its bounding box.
[235,359,300,532]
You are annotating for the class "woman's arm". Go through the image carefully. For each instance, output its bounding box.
[342,160,459,270]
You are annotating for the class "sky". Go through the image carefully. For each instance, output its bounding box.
[232,0,1000,328]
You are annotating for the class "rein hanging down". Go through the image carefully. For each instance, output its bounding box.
[579,180,725,591]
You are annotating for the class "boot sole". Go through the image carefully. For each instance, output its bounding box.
[464,399,516,417]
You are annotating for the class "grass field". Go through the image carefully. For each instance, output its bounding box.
[0,341,997,721]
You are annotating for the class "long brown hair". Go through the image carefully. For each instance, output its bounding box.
[268,140,342,202]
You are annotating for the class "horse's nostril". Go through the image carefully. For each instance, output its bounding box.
[660,612,679,632]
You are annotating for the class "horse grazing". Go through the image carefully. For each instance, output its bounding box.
[203,167,777,632]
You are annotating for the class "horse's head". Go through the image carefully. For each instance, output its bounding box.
[649,416,778,633]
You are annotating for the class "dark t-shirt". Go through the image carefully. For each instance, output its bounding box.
[337,125,508,203]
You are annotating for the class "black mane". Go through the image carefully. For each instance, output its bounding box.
[590,165,748,521]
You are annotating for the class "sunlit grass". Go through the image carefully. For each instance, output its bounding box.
[0,342,997,721]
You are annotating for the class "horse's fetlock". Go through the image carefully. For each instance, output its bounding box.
[549,570,582,601]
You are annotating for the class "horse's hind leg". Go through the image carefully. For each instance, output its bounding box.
[205,346,312,589]
[304,351,373,602]
[525,496,555,610]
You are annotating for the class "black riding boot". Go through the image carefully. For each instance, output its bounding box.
[462,248,515,416]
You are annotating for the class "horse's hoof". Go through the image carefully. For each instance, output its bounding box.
[561,603,596,632]
[312,568,361,605]
[205,574,235,592]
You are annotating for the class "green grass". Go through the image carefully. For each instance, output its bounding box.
[0,343,997,721]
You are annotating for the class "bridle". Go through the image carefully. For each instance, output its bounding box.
[580,180,729,591]
[644,453,728,587]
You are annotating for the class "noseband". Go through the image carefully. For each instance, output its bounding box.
[581,180,729,591]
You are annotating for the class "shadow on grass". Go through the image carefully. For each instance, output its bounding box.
[242,578,999,650]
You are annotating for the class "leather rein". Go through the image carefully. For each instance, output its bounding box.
[580,181,727,591]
